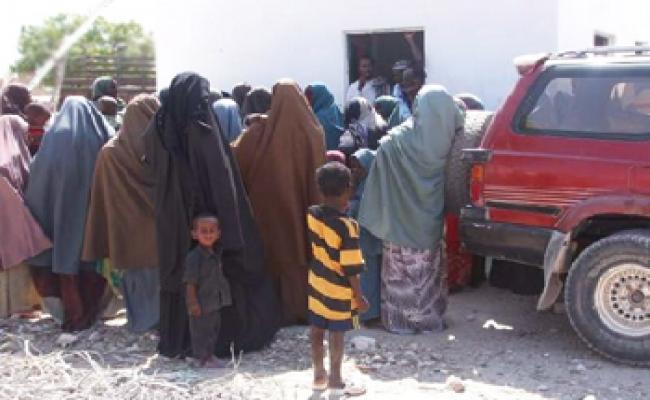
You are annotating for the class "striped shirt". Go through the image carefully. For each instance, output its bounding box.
[307,205,364,329]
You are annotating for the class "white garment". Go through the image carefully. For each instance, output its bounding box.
[346,78,387,105]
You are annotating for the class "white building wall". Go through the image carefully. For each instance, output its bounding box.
[558,0,650,51]
[154,0,559,110]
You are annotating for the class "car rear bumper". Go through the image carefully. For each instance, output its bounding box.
[460,206,553,267]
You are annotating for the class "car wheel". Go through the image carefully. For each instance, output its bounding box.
[444,110,493,214]
[565,230,650,366]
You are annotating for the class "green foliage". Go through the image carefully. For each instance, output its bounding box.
[11,13,154,85]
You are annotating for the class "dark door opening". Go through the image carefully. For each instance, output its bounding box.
[346,30,425,87]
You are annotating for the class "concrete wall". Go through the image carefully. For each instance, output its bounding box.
[558,0,650,51]
[153,0,559,110]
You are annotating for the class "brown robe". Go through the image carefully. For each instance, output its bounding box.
[82,94,160,269]
[233,79,326,323]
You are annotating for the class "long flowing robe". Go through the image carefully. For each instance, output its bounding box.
[349,148,382,321]
[24,96,113,331]
[0,115,50,317]
[25,96,114,274]
[359,85,464,250]
[144,72,280,357]
[233,79,326,324]
[359,85,463,333]
[306,82,344,151]
[82,94,161,333]
[0,115,51,269]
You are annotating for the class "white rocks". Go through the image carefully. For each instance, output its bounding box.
[582,395,596,400]
[350,336,376,352]
[56,333,78,348]
[446,375,466,393]
[570,363,588,374]
[537,385,549,392]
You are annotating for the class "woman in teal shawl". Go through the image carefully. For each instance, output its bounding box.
[359,85,464,334]
[373,95,404,130]
[349,148,382,321]
[305,82,344,150]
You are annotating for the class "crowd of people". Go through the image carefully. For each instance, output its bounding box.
[1,60,485,390]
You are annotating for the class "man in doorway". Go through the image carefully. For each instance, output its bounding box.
[345,56,388,105]
[392,67,426,120]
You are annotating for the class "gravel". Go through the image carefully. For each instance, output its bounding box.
[0,285,648,399]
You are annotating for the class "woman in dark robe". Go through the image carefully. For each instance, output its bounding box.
[25,96,114,331]
[233,79,326,324]
[144,72,280,358]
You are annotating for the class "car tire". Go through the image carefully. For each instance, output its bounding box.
[445,110,494,214]
[565,230,650,366]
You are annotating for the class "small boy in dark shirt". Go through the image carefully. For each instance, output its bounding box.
[184,213,232,368]
[307,162,368,396]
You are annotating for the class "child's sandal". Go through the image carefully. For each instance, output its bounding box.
[330,382,366,397]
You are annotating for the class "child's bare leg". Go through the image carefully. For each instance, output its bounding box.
[310,326,328,385]
[328,331,345,389]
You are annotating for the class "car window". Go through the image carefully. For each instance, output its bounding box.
[522,75,650,137]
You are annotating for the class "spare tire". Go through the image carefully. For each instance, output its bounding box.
[445,110,494,214]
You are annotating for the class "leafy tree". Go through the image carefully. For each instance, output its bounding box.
[12,14,154,85]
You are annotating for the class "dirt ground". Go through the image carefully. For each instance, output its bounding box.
[0,285,648,400]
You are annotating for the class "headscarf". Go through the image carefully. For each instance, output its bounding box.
[326,150,346,164]
[1,84,32,116]
[374,95,403,129]
[212,98,243,142]
[305,82,344,150]
[145,72,279,356]
[242,87,272,120]
[153,72,243,250]
[359,85,464,249]
[342,96,386,149]
[349,148,376,219]
[232,83,251,109]
[82,94,161,269]
[91,76,117,101]
[24,96,114,274]
[0,115,51,269]
[232,79,325,319]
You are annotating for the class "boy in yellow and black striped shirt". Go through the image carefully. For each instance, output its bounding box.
[307,162,368,395]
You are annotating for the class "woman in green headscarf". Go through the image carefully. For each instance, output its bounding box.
[373,95,404,130]
[359,85,464,334]
[91,76,126,111]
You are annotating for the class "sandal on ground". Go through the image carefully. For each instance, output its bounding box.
[330,382,366,397]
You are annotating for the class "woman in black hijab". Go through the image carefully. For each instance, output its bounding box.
[145,72,280,358]
[242,87,272,125]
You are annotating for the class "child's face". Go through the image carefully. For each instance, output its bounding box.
[192,219,221,248]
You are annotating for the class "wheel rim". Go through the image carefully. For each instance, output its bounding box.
[594,263,650,337]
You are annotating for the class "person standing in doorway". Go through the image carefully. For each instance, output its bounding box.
[345,56,388,105]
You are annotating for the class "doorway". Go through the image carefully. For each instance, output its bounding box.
[346,29,425,87]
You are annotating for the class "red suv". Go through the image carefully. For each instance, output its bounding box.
[459,46,650,365]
